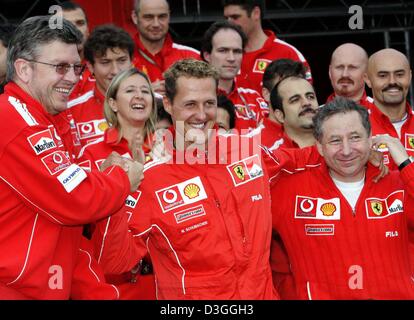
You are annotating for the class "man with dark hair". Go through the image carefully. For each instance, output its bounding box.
[0,23,15,94]
[131,0,200,96]
[268,76,318,149]
[262,58,306,103]
[271,97,414,299]
[89,59,323,300]
[60,1,89,60]
[201,20,268,131]
[68,24,134,149]
[0,15,142,299]
[59,1,95,98]
[222,0,312,93]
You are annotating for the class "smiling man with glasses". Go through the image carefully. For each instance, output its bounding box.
[0,16,143,299]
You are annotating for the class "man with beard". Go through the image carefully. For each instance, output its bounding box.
[131,0,200,96]
[326,43,375,109]
[365,48,414,170]
[201,21,269,131]
[261,76,319,150]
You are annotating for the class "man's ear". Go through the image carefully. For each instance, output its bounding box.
[163,96,173,116]
[274,109,285,124]
[131,10,138,26]
[14,58,33,83]
[203,51,211,63]
[364,73,372,88]
[86,61,94,75]
[262,87,270,103]
[252,6,261,21]
[316,140,324,157]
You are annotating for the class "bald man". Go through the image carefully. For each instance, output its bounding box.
[131,0,200,96]
[365,48,414,170]
[327,43,375,109]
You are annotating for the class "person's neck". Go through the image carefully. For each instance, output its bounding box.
[284,126,315,148]
[0,75,5,84]
[218,79,234,95]
[329,169,366,183]
[140,34,165,55]
[245,28,267,52]
[121,124,146,151]
[375,100,407,122]
[337,89,364,102]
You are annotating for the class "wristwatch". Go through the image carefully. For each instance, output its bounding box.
[398,156,414,171]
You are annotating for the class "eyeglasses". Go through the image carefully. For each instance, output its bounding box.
[26,60,86,76]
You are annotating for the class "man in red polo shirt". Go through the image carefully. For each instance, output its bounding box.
[223,0,312,93]
[271,97,414,299]
[365,48,414,170]
[131,0,200,96]
[68,25,134,149]
[326,43,375,109]
[201,21,268,131]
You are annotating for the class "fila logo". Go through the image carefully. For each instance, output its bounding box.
[27,129,57,155]
[155,176,207,213]
[251,194,263,202]
[385,231,399,238]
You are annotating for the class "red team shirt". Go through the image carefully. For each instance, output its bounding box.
[271,162,414,299]
[0,83,129,299]
[369,102,414,170]
[218,81,269,131]
[68,86,109,149]
[132,33,200,82]
[90,129,322,299]
[236,30,312,93]
[78,128,156,300]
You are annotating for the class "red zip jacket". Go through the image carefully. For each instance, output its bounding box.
[325,91,376,110]
[91,128,321,299]
[70,68,95,99]
[369,102,414,170]
[218,81,269,131]
[236,30,312,94]
[68,86,108,149]
[78,128,156,300]
[0,82,130,299]
[271,162,414,299]
[132,33,200,82]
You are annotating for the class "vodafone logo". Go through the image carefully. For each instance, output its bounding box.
[81,123,93,134]
[300,199,314,213]
[53,153,63,164]
[163,189,178,204]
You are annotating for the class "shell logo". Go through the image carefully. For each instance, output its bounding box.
[320,202,336,216]
[98,121,109,132]
[184,183,200,199]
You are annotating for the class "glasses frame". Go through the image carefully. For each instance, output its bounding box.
[26,59,86,76]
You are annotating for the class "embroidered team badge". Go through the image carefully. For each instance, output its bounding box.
[295,196,341,220]
[405,134,414,151]
[227,155,263,187]
[253,59,271,73]
[155,176,207,213]
[233,165,245,181]
[370,201,383,216]
[365,190,404,219]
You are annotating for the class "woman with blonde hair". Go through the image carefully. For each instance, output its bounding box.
[78,67,157,299]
